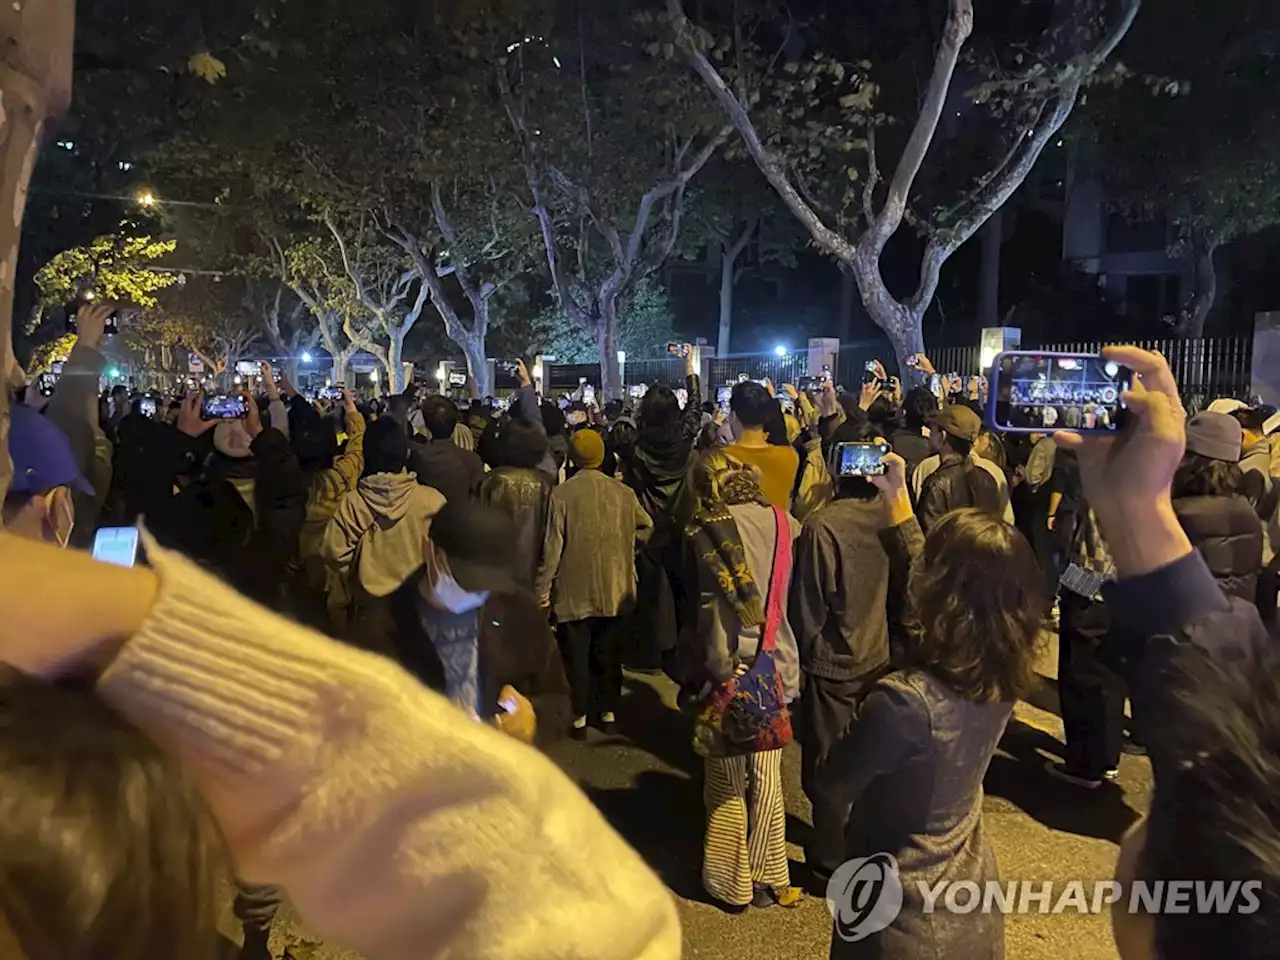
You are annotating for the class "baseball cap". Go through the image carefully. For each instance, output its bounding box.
[1185,411,1243,463]
[931,405,982,443]
[1206,398,1248,416]
[8,404,94,498]
[428,500,519,594]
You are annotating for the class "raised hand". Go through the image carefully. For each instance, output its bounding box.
[177,392,217,437]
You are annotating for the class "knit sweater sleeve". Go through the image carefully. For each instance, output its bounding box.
[96,540,681,960]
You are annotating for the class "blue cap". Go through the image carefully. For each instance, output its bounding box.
[8,404,94,497]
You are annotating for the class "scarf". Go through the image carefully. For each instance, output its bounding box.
[686,502,765,629]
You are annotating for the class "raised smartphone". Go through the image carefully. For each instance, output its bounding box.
[989,351,1133,434]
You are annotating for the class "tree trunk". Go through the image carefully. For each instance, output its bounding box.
[850,258,926,381]
[281,358,301,385]
[332,352,350,386]
[0,1,74,502]
[597,300,623,402]
[978,209,1003,330]
[717,247,736,357]
[1176,234,1219,338]
[838,265,856,343]
[458,330,492,398]
[387,333,406,393]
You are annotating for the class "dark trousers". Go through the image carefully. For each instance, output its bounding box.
[558,617,622,719]
[1258,568,1278,627]
[796,674,865,875]
[1057,592,1125,778]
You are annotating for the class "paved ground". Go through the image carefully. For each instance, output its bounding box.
[235,632,1150,960]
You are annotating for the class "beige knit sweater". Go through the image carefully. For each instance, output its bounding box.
[97,540,681,960]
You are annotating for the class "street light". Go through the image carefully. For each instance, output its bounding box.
[370,369,380,384]
[137,190,158,208]
[107,367,119,379]
[773,344,788,357]
[301,351,312,363]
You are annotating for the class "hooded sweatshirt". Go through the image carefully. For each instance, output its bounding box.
[321,472,446,604]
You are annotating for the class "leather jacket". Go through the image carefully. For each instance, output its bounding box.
[477,466,553,588]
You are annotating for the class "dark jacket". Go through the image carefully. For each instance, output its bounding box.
[916,453,1002,533]
[477,466,554,588]
[623,373,702,546]
[365,579,572,748]
[789,497,892,684]
[1172,494,1263,603]
[888,428,932,479]
[407,436,483,505]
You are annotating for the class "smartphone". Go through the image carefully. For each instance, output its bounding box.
[138,396,158,418]
[667,342,691,358]
[989,351,1133,434]
[864,360,880,373]
[778,396,794,415]
[92,526,140,568]
[833,442,891,478]
[674,388,689,410]
[582,384,596,405]
[905,355,920,368]
[66,305,120,336]
[36,373,57,397]
[716,385,732,414]
[497,361,520,376]
[201,393,249,420]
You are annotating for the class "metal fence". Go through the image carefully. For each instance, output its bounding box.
[706,353,809,390]
[1035,337,1253,401]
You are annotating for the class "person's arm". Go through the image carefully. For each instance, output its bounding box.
[331,392,367,492]
[787,523,835,669]
[871,454,924,640]
[816,683,925,799]
[914,472,947,535]
[633,492,654,546]
[320,492,366,579]
[535,493,566,608]
[45,304,112,474]
[793,444,832,522]
[6,534,678,960]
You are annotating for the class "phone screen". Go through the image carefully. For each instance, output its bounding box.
[834,442,890,477]
[92,526,140,568]
[37,373,57,397]
[582,385,596,405]
[991,352,1132,434]
[778,396,794,415]
[716,386,732,415]
[138,397,158,418]
[202,394,249,420]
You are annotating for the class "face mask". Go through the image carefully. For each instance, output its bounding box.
[429,570,489,614]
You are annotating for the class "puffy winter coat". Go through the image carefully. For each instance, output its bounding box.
[1172,494,1263,603]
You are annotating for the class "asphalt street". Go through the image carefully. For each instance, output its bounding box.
[235,632,1151,960]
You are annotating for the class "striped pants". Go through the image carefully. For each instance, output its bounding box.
[702,748,790,906]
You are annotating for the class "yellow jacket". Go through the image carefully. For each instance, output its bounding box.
[298,410,367,561]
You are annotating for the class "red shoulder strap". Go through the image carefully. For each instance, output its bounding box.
[760,506,791,653]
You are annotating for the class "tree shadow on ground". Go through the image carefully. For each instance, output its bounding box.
[983,717,1139,844]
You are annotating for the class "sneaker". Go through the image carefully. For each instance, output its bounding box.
[775,886,804,908]
[1103,767,1121,781]
[1044,759,1104,789]
[569,719,589,742]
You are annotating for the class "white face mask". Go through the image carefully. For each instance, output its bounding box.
[429,570,490,614]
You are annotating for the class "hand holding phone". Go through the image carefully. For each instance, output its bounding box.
[833,442,891,477]
[989,352,1133,434]
[201,394,250,420]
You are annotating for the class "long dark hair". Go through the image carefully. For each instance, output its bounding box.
[637,385,683,447]
[1173,453,1244,498]
[909,509,1045,702]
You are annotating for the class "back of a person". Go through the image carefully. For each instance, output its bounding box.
[719,502,800,679]
[478,465,553,587]
[803,498,892,679]
[1173,493,1263,601]
[723,443,799,510]
[889,428,931,477]
[550,469,641,612]
[919,456,1002,526]
[408,436,482,505]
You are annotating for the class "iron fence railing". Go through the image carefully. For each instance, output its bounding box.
[1034,337,1253,401]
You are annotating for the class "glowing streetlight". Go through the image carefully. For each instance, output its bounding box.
[107,367,120,379]
[83,290,97,300]
[773,344,788,357]
[137,190,158,208]
[301,351,312,363]
[370,369,380,384]
[233,375,242,385]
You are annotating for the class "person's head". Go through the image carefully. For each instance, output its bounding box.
[419,395,460,442]
[762,400,789,447]
[903,386,939,433]
[729,381,774,436]
[539,399,566,438]
[1113,647,1280,960]
[610,419,638,460]
[384,393,415,433]
[928,405,981,458]
[974,427,1007,474]
[569,428,606,471]
[420,500,518,613]
[2,405,90,546]
[489,416,549,470]
[362,417,409,477]
[866,395,898,433]
[691,448,766,508]
[1231,407,1268,447]
[1174,412,1244,497]
[0,667,223,959]
[603,399,625,423]
[908,508,1044,703]
[110,384,128,402]
[637,385,682,440]
[290,402,338,473]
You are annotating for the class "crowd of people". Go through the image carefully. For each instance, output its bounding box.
[2,302,1278,960]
